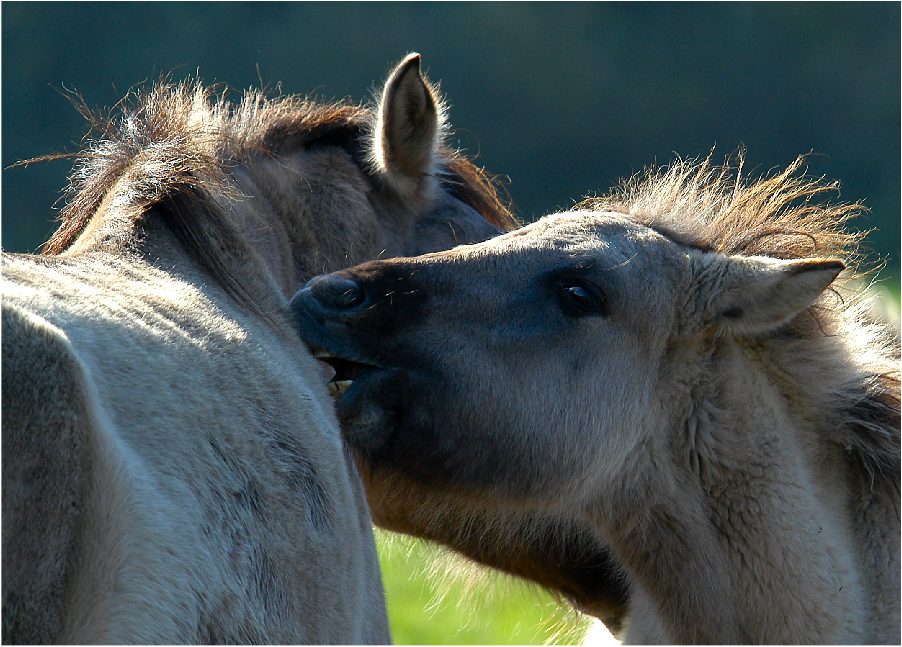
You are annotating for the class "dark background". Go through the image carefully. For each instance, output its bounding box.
[3,2,899,283]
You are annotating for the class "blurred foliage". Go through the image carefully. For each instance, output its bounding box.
[376,531,592,644]
[2,4,899,642]
[2,3,899,286]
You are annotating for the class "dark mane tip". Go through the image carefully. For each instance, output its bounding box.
[441,149,518,231]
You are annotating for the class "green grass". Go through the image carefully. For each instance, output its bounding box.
[878,281,900,317]
[376,531,593,644]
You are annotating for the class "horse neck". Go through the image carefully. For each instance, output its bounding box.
[219,168,301,298]
[177,157,337,304]
[64,148,374,315]
[599,338,867,642]
[596,452,743,643]
[63,175,293,323]
[234,148,411,291]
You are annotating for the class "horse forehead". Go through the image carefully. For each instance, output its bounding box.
[486,211,666,259]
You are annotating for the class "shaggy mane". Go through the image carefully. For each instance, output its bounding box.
[39,79,516,255]
[580,154,900,477]
[578,154,872,274]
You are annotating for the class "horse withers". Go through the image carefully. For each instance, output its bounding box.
[2,54,517,643]
[292,157,901,643]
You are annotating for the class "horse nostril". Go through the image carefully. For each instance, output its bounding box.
[308,274,366,310]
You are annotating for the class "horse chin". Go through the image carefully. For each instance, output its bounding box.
[333,367,406,455]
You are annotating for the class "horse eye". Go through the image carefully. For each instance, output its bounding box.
[559,282,605,316]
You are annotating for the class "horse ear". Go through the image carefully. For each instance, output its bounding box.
[372,52,445,195]
[706,256,844,335]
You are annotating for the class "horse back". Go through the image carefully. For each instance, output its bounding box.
[2,301,94,644]
[1,251,389,643]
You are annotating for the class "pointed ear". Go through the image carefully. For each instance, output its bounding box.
[706,256,844,335]
[372,52,445,195]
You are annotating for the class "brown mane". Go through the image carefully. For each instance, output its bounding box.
[578,154,871,274]
[41,79,517,257]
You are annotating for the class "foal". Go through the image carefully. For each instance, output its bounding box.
[293,157,900,643]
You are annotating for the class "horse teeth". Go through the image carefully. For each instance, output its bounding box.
[313,349,333,359]
[327,380,353,398]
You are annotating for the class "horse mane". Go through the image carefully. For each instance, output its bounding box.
[40,81,348,253]
[39,79,516,290]
[578,154,900,478]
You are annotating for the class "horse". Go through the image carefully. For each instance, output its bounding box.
[1,53,519,643]
[291,156,901,643]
